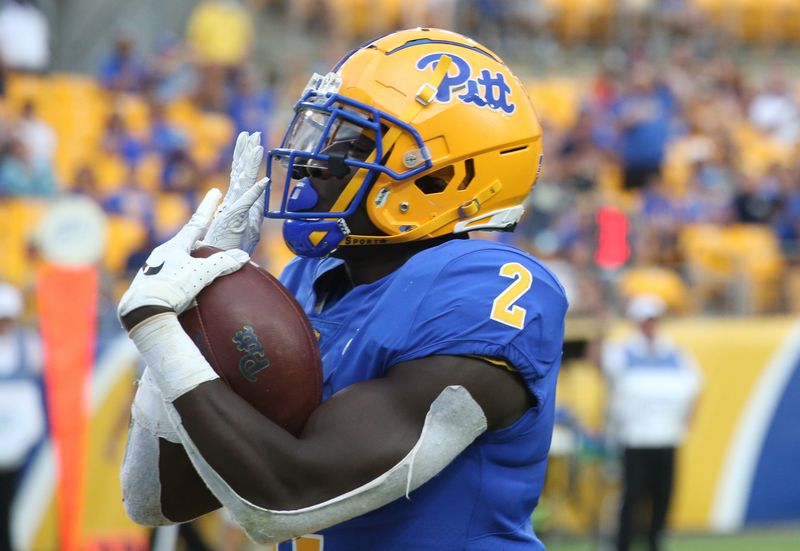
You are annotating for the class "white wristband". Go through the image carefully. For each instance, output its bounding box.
[128,313,219,402]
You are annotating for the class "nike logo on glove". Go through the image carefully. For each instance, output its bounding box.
[142,261,165,276]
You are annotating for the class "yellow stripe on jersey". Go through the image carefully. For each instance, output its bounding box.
[467,355,518,372]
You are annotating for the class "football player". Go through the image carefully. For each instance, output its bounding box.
[119,28,567,550]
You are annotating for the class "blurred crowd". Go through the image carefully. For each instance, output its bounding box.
[1,0,800,337]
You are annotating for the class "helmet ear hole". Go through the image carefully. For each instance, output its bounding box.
[414,166,455,195]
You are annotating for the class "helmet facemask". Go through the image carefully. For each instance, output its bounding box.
[265,72,432,257]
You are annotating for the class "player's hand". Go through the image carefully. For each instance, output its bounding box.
[201,131,269,255]
[118,189,250,322]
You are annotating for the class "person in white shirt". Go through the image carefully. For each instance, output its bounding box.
[602,294,702,551]
[0,0,50,72]
[17,100,56,164]
[0,282,45,551]
[748,70,800,148]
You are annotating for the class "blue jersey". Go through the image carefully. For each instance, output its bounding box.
[278,238,568,551]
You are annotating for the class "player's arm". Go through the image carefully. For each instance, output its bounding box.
[125,302,532,542]
[174,353,532,510]
[120,366,221,524]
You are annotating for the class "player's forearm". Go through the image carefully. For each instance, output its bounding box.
[157,439,221,521]
[125,313,339,509]
[169,382,487,545]
[121,367,221,524]
[172,380,307,509]
[120,423,220,524]
[171,376,425,510]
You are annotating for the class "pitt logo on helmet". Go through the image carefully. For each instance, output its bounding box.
[416,53,515,114]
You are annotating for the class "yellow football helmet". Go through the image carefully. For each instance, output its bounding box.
[265,28,543,257]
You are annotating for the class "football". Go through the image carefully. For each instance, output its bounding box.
[178,246,322,436]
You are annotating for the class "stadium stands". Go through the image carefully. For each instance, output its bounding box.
[1,1,799,319]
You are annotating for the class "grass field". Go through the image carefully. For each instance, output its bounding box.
[542,528,800,551]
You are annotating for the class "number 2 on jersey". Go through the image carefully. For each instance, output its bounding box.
[490,262,533,330]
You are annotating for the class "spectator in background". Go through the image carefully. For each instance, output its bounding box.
[123,231,159,280]
[748,69,800,148]
[102,167,155,232]
[612,65,678,190]
[146,34,198,103]
[186,0,253,75]
[559,110,606,193]
[16,99,56,164]
[226,67,276,139]
[161,146,200,201]
[676,162,733,226]
[0,0,49,72]
[147,101,186,156]
[603,295,702,551]
[70,164,104,203]
[634,176,682,266]
[194,64,228,112]
[0,282,45,551]
[732,168,783,225]
[100,112,145,167]
[0,134,56,196]
[773,165,800,255]
[98,31,148,93]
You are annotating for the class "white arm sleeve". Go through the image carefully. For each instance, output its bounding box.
[121,420,174,526]
[164,385,488,544]
[120,368,181,526]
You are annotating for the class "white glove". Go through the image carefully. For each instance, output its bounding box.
[118,188,250,320]
[201,131,269,255]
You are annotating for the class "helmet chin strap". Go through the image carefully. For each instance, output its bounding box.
[285,56,455,257]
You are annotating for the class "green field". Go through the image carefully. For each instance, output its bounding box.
[543,529,800,551]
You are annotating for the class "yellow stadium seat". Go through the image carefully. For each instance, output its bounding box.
[114,94,150,139]
[680,223,785,313]
[526,78,582,130]
[680,224,733,275]
[154,193,191,239]
[191,141,221,166]
[618,266,689,313]
[166,98,201,129]
[663,134,717,197]
[92,155,129,192]
[678,224,734,311]
[785,265,800,313]
[0,199,48,286]
[782,0,800,42]
[135,154,163,192]
[250,218,295,276]
[731,123,794,178]
[49,73,100,99]
[542,0,613,43]
[103,216,148,273]
[195,113,235,148]
[725,224,784,312]
[4,73,48,111]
